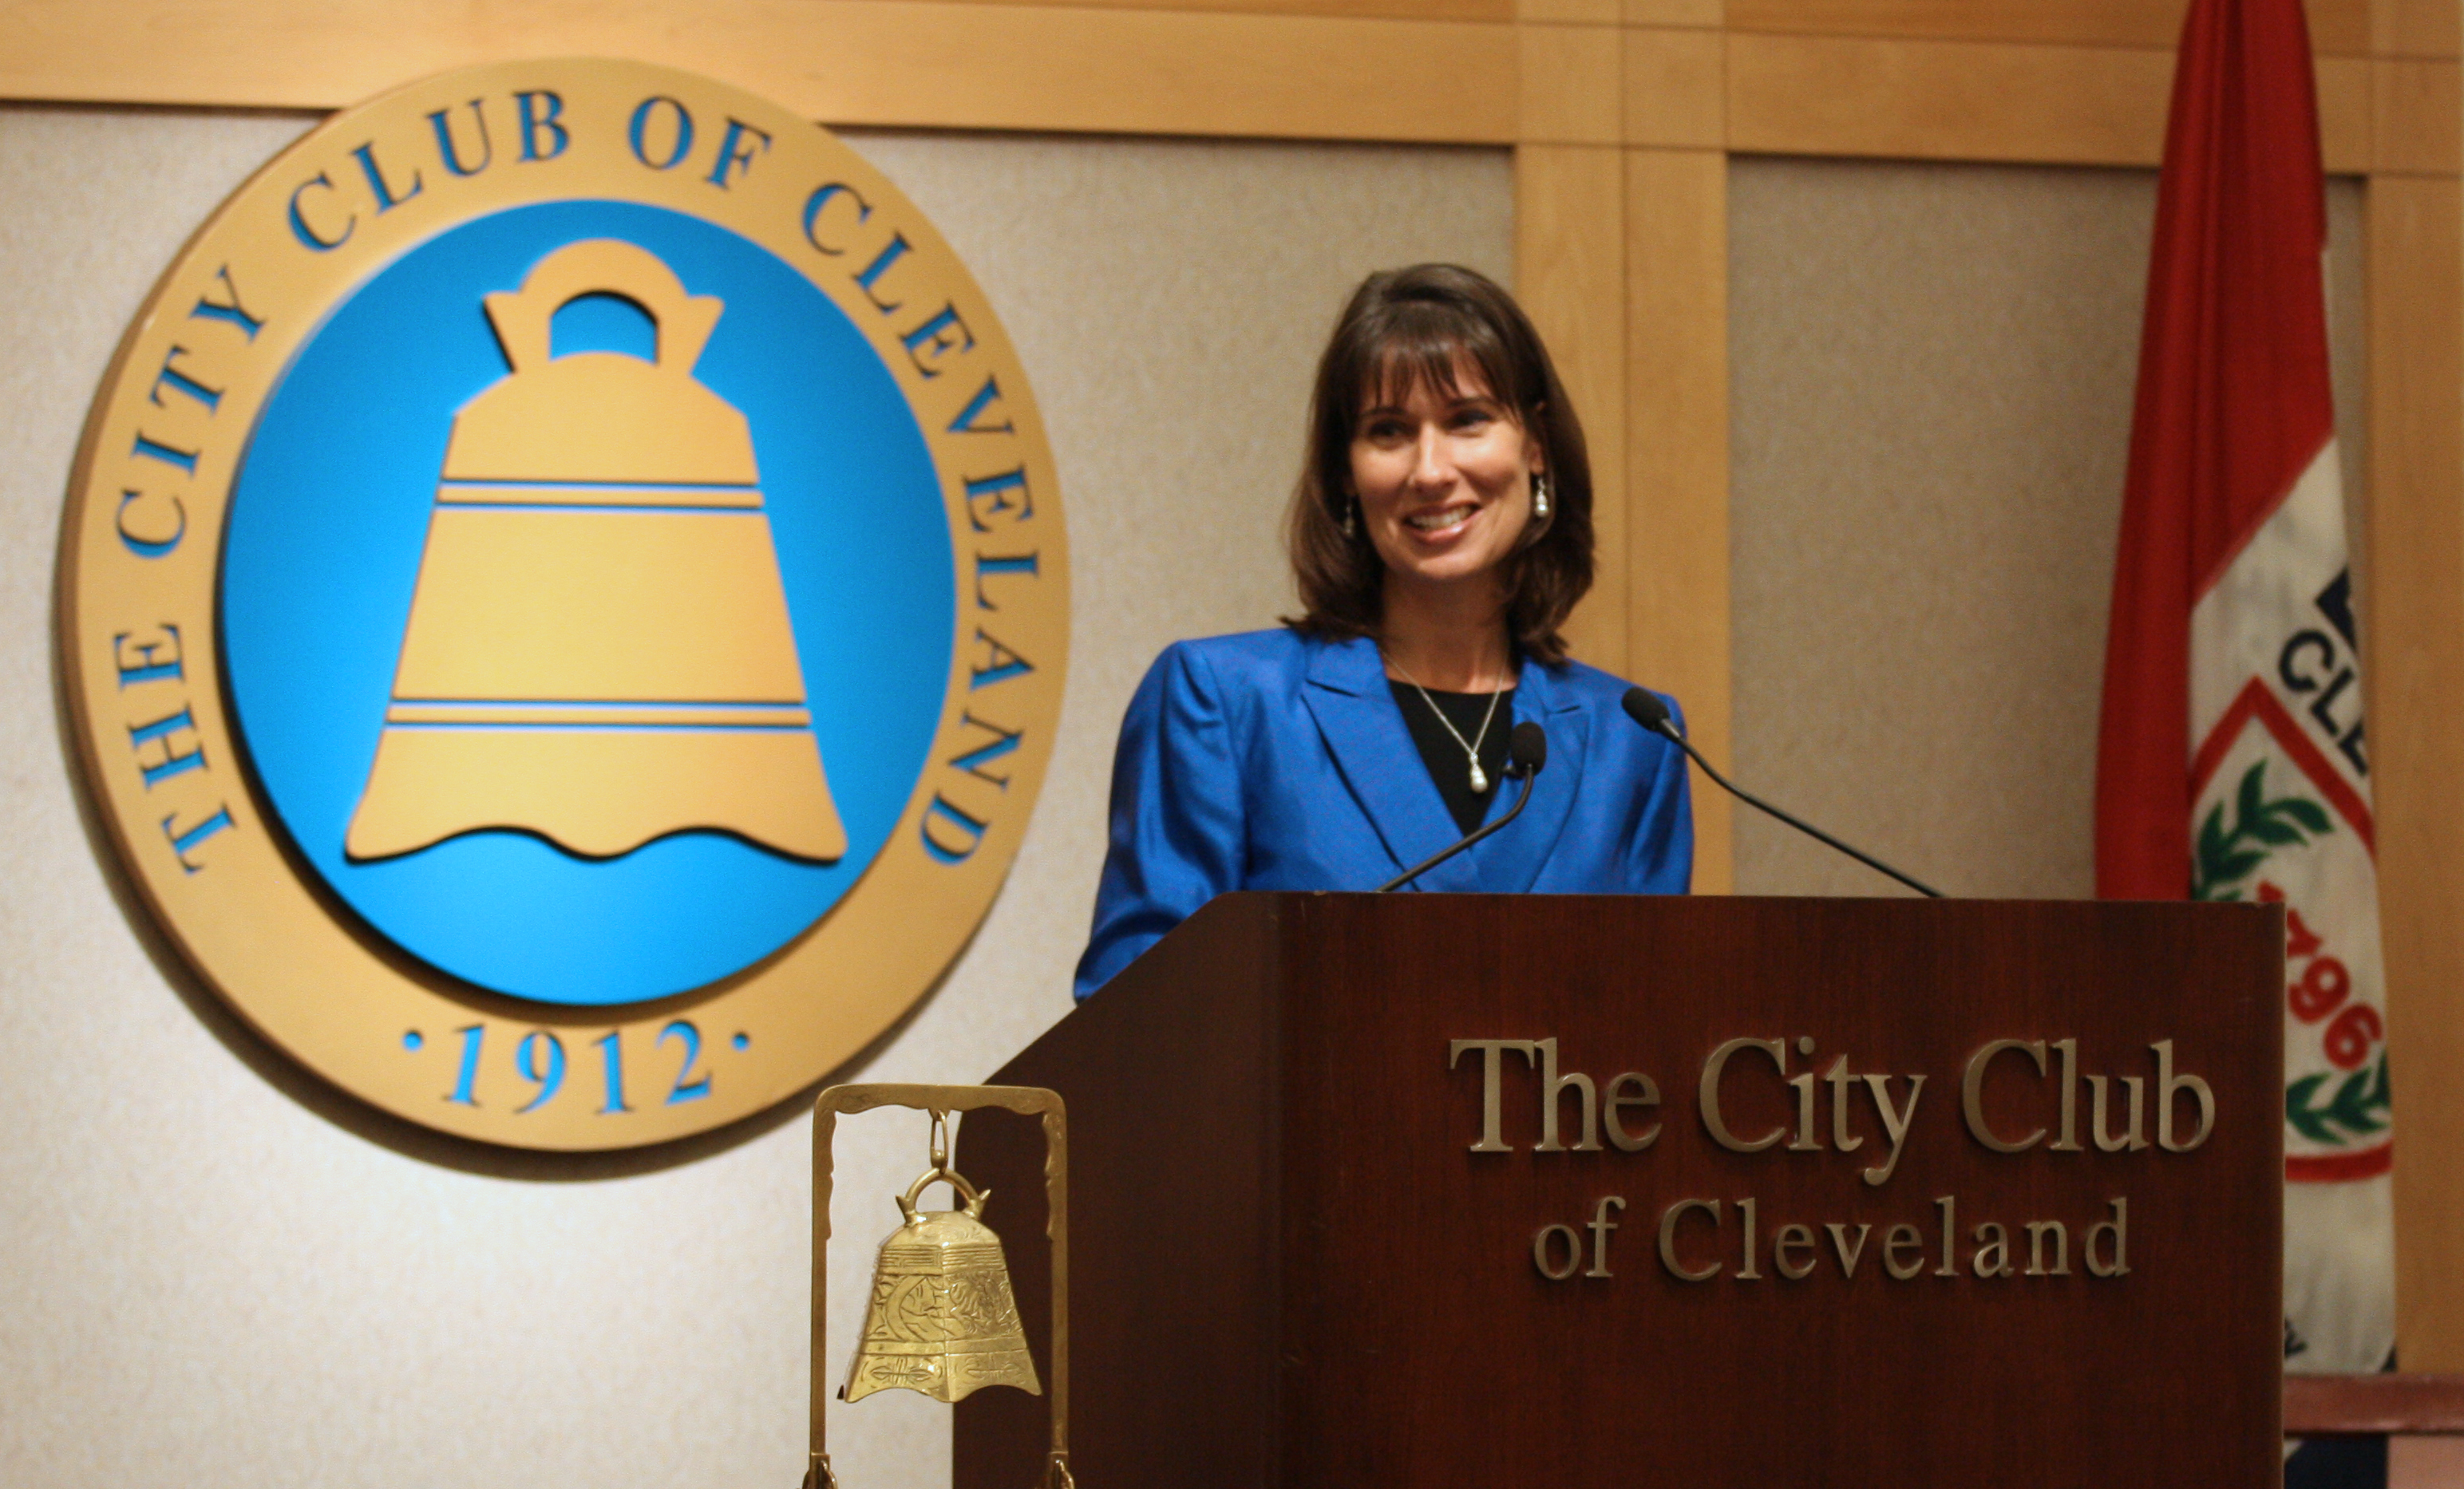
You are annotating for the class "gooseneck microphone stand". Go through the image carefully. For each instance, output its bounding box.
[1376,723,1548,893]
[1621,687,1943,899]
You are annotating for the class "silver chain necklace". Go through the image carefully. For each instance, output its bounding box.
[1386,654,1506,795]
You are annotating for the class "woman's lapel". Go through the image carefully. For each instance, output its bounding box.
[1298,635,1461,884]
[1298,635,1591,894]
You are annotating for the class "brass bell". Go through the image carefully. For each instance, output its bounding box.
[841,1112,1043,1406]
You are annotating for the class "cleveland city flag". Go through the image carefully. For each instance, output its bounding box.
[2095,0,2395,1403]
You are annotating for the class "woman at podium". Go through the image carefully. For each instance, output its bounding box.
[1074,264,1692,997]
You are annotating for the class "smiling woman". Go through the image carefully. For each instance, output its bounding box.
[1073,264,1695,998]
[1288,263,1591,679]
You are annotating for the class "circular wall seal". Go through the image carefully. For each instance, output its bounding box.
[58,60,1068,1151]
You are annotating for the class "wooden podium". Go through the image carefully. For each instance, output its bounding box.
[952,893,2284,1487]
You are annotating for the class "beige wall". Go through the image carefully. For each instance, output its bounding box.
[1727,157,2371,900]
[0,106,1510,1487]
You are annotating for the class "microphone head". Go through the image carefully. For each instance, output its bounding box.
[1621,686,1676,737]
[1507,721,1548,777]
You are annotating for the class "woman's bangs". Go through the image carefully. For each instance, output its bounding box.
[1355,310,1515,414]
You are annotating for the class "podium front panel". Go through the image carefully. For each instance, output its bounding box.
[959,893,2281,1487]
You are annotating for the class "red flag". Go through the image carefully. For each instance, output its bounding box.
[2097,0,2391,1374]
[2097,0,2335,897]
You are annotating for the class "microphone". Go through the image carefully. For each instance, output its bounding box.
[1620,688,1944,899]
[1376,722,1547,892]
[1508,720,1548,776]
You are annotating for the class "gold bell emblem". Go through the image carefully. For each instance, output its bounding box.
[844,1112,1043,1404]
[346,238,846,864]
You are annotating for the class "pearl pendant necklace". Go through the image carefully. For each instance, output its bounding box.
[1386,654,1506,796]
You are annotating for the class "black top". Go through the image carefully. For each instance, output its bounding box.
[1389,681,1517,836]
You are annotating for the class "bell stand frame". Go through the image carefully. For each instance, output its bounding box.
[807,1084,1073,1489]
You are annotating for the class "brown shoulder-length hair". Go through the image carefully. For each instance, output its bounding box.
[1283,263,1594,666]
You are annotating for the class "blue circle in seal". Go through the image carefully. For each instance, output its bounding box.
[222,201,956,1006]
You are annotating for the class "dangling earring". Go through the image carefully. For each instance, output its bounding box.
[1339,496,1359,539]
[1532,472,1551,522]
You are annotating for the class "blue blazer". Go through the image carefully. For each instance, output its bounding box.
[1074,629,1693,997]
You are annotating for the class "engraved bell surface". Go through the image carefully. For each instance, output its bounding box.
[843,1156,1043,1406]
[346,238,846,866]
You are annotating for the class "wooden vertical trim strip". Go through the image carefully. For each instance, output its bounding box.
[1519,0,1631,677]
[1517,144,1631,677]
[1624,146,1732,892]
[1624,26,1727,146]
[2373,58,2463,176]
[1521,24,1628,142]
[2367,173,2464,1369]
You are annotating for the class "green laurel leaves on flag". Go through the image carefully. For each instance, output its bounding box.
[2193,760,2334,901]
[2286,1052,2391,1145]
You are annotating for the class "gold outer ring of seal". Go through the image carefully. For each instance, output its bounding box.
[57,58,1069,1151]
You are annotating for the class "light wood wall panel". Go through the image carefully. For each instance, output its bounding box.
[1726,33,2172,165]
[2323,52,2379,171]
[1521,144,1631,677]
[1726,0,2374,57]
[0,0,1519,142]
[2371,173,2464,1371]
[1522,23,1627,142]
[1624,26,1726,146]
[1524,0,1620,26]
[951,0,1513,20]
[1518,0,1733,894]
[1519,0,1630,677]
[1624,0,1722,24]
[0,2,2434,170]
[1726,33,2375,173]
[2376,0,2462,59]
[1625,148,1733,894]
[2376,57,2464,175]
[1518,0,1631,682]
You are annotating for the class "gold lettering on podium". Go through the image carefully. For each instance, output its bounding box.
[1963,1039,2050,1152]
[1699,1037,1787,1152]
[1453,1032,2205,1282]
[1611,1194,2138,1286]
[2154,1041,2216,1151]
[1659,1199,1721,1282]
[1448,1038,1537,1154]
[1603,1072,1660,1151]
